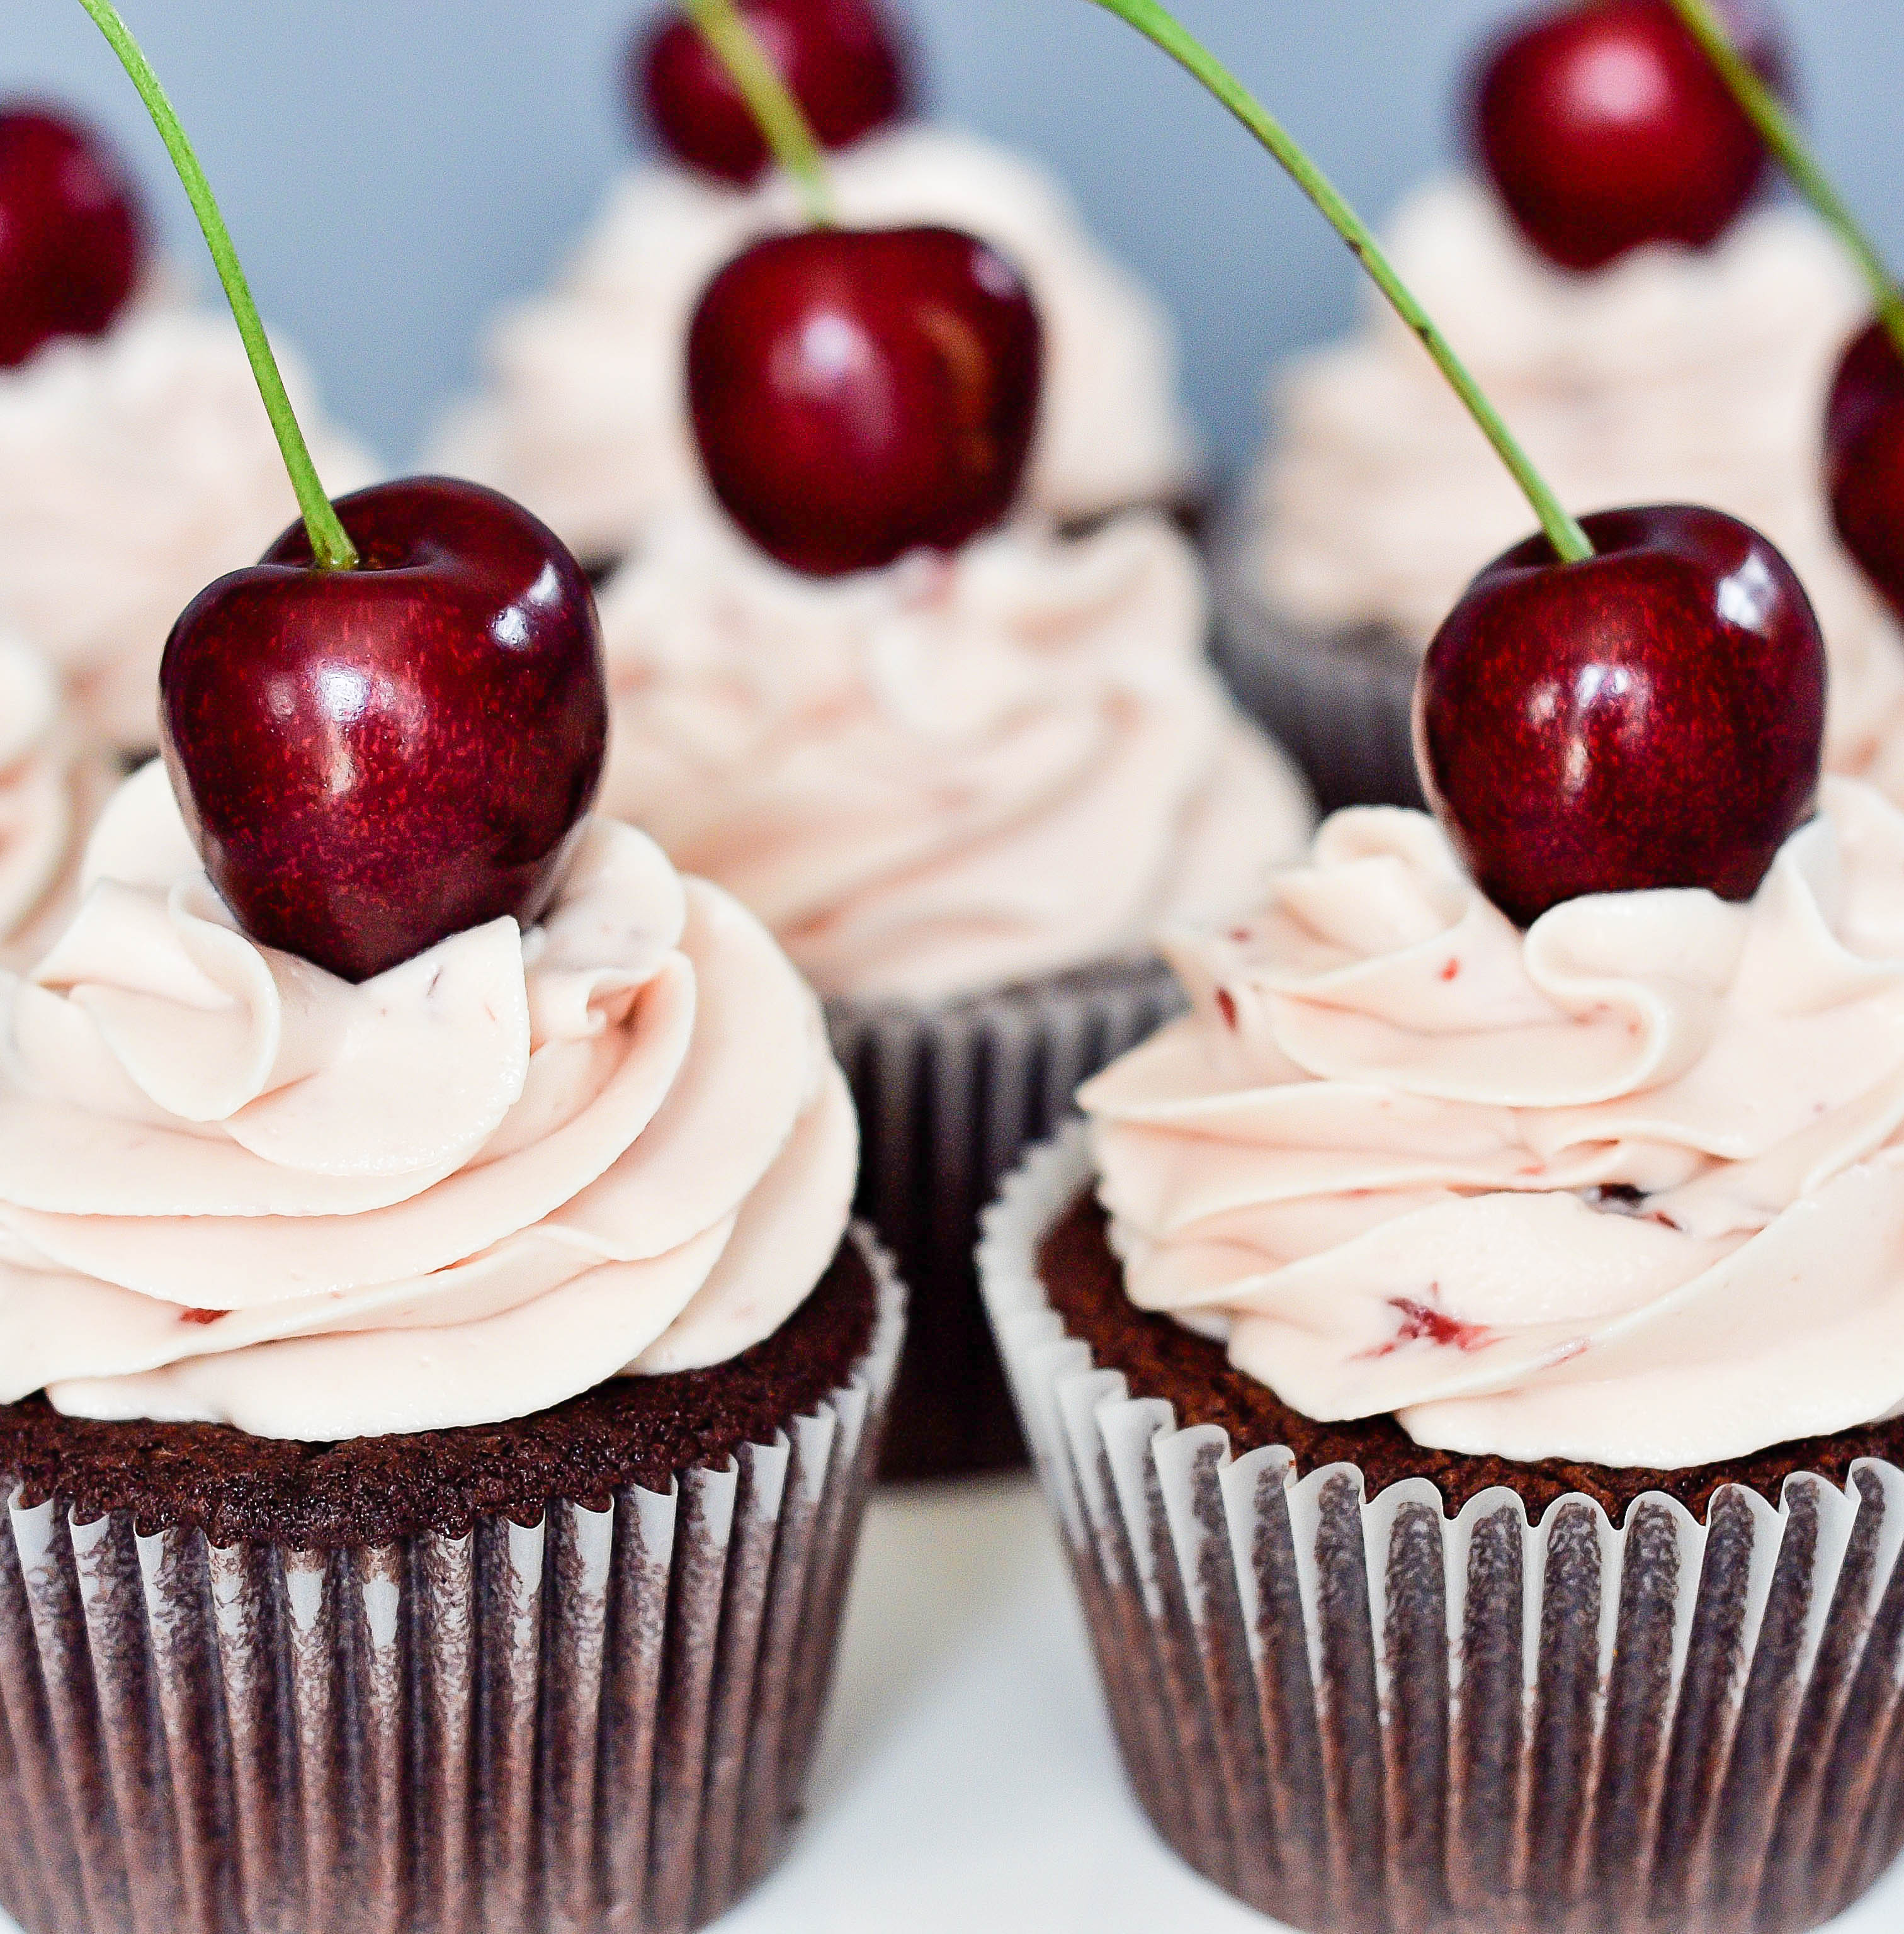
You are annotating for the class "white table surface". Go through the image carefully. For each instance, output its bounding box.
[6,1477,1900,1933]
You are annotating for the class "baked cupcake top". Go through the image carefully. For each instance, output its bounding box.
[594,507,1313,1005]
[0,633,115,968]
[1238,177,1904,791]
[1082,781,1904,1471]
[0,281,377,752]
[0,760,856,1440]
[431,126,1201,562]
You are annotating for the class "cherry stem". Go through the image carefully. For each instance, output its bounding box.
[1087,0,1593,565]
[73,0,358,570]
[681,0,837,226]
[1663,0,1904,363]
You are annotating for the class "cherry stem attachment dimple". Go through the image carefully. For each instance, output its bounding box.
[72,0,358,570]
[1663,0,1904,363]
[681,0,837,227]
[1087,0,1594,565]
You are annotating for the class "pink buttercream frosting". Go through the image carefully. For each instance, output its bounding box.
[1240,178,1904,795]
[0,285,378,752]
[0,762,857,1440]
[0,635,115,969]
[431,126,1201,560]
[1082,784,1904,1469]
[594,509,1314,1004]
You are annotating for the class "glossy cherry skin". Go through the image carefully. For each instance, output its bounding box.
[688,224,1042,577]
[1826,318,1904,625]
[1472,0,1783,273]
[636,0,909,186]
[1415,504,1824,927]
[0,106,144,368]
[160,477,608,983]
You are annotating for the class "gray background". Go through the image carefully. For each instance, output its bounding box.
[12,1,1904,476]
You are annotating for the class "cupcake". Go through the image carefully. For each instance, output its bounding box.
[1215,5,1904,810]
[981,781,1904,1932]
[429,1,1200,573]
[0,754,904,1934]
[596,503,1313,1477]
[0,632,115,967]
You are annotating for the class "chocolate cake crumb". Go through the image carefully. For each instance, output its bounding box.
[0,1240,876,1549]
[1040,1194,1904,1521]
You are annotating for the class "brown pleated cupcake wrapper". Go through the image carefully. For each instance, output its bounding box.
[1207,498,1424,817]
[980,1127,1904,1934]
[0,1226,905,1934]
[825,959,1182,1482]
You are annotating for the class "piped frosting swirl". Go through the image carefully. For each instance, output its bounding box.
[1083,784,1904,1469]
[0,762,856,1440]
[0,635,114,968]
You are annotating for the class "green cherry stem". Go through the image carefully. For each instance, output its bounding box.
[1087,0,1593,565]
[681,0,837,227]
[74,0,358,570]
[1663,0,1904,362]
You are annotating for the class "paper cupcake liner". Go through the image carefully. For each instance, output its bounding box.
[1208,504,1423,816]
[827,957,1182,1483]
[0,1227,905,1934]
[979,1127,1904,1934]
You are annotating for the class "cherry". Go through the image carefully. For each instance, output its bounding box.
[688,224,1042,577]
[636,0,909,186]
[0,105,144,368]
[1471,0,1783,273]
[1826,319,1904,625]
[1415,504,1824,927]
[160,477,609,983]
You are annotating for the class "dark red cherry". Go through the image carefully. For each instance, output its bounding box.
[687,224,1042,577]
[636,0,910,186]
[1415,504,1824,926]
[1826,317,1904,625]
[1472,0,1784,273]
[160,477,608,983]
[0,106,144,368]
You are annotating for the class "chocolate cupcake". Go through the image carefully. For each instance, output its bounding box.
[1214,178,1904,811]
[595,505,1312,1478]
[0,762,905,1934]
[981,787,1904,1933]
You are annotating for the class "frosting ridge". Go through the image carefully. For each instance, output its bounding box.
[0,635,114,968]
[1082,783,1904,1469]
[0,762,856,1439]
[594,509,1313,1004]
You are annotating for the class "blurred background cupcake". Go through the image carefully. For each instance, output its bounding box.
[0,105,375,755]
[429,0,1202,578]
[1213,0,1904,810]
[582,170,1310,1481]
